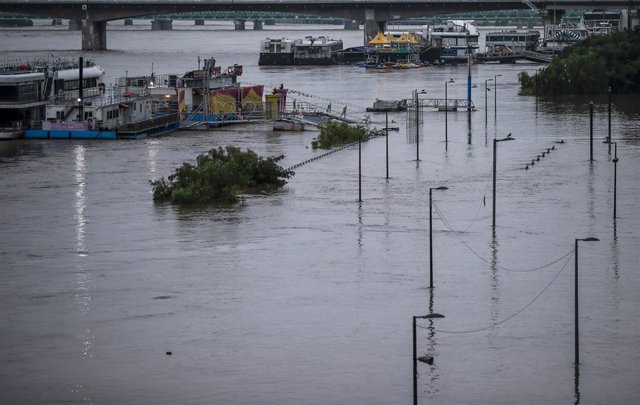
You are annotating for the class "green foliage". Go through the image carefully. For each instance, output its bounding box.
[519,27,640,96]
[312,121,367,149]
[150,146,294,205]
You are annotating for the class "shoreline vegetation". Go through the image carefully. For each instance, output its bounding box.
[150,146,294,205]
[518,26,640,96]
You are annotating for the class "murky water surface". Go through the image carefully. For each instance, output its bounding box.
[1,21,639,404]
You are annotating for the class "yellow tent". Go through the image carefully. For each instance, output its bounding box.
[368,32,390,45]
[406,32,419,44]
[396,32,411,44]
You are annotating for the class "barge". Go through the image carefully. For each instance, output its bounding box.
[259,36,343,66]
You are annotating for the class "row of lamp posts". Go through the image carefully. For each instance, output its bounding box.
[410,75,614,403]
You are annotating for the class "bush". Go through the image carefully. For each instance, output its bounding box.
[150,146,294,205]
[312,121,366,149]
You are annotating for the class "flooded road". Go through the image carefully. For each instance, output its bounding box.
[0,21,639,404]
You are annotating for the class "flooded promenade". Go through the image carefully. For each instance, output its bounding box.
[0,21,639,404]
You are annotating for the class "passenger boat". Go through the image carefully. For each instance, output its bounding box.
[259,36,343,66]
[0,62,47,140]
[484,30,541,54]
[17,59,180,140]
[417,20,480,64]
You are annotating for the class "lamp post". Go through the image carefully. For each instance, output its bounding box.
[611,142,618,218]
[484,78,492,126]
[413,313,445,405]
[358,129,362,202]
[429,186,448,289]
[415,89,427,161]
[574,237,599,365]
[492,134,515,229]
[607,87,612,155]
[494,74,502,120]
[589,101,594,162]
[445,79,454,144]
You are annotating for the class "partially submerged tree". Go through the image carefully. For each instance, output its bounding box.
[312,121,367,149]
[150,146,294,205]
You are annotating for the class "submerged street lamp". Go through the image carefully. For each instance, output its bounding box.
[413,313,445,405]
[444,79,454,144]
[429,186,448,289]
[492,133,515,229]
[494,74,502,120]
[484,78,493,126]
[574,237,599,365]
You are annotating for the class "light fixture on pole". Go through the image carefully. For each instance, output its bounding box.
[413,313,445,405]
[429,186,448,289]
[494,74,502,120]
[492,133,515,229]
[574,237,599,365]
[484,78,493,126]
[445,79,454,144]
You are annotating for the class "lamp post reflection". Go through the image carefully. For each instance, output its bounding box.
[574,237,599,365]
[429,186,448,288]
[484,78,492,126]
[413,313,445,405]
[492,134,515,230]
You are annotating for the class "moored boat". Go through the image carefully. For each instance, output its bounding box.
[259,36,343,66]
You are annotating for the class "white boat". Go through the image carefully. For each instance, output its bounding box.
[18,58,179,140]
[259,36,343,66]
[0,65,47,140]
[418,20,479,63]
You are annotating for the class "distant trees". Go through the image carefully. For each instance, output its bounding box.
[519,26,640,96]
[150,146,294,205]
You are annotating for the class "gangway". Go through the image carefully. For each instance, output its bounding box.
[406,98,475,111]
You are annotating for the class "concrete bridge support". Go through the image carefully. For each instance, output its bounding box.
[344,20,359,30]
[627,8,640,28]
[364,9,386,42]
[253,20,263,30]
[234,20,246,30]
[195,19,205,26]
[81,20,107,51]
[124,19,133,26]
[151,19,173,30]
[68,20,81,30]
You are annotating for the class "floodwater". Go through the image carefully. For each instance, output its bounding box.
[1,21,639,405]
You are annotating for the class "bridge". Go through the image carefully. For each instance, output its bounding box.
[0,0,638,50]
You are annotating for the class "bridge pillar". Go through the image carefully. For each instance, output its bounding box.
[195,19,205,26]
[542,8,565,27]
[627,8,640,29]
[81,20,107,51]
[234,20,246,30]
[264,20,276,26]
[124,19,133,26]
[364,9,386,43]
[68,20,81,31]
[151,19,173,30]
[344,20,359,30]
[253,20,263,30]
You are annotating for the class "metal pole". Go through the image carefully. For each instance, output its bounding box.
[78,56,84,121]
[574,238,579,365]
[492,138,497,229]
[413,316,418,405]
[416,91,420,161]
[608,87,612,142]
[589,102,594,162]
[608,87,612,154]
[484,80,488,126]
[445,82,448,144]
[429,188,433,289]
[613,143,618,218]
[385,111,389,179]
[358,133,362,202]
[494,75,499,120]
